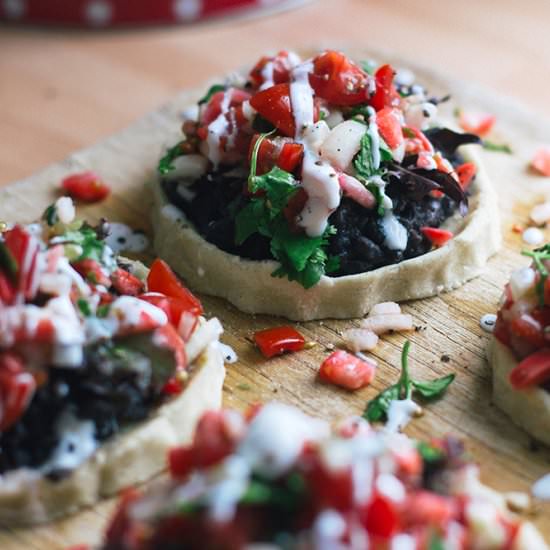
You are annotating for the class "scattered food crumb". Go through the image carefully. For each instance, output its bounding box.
[325,343,335,351]
[480,313,497,333]
[511,224,523,234]
[273,387,278,393]
[440,354,450,363]
[505,492,531,513]
[303,341,317,350]
[236,383,251,391]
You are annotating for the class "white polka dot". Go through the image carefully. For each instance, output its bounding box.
[85,0,112,27]
[173,0,202,22]
[2,0,25,19]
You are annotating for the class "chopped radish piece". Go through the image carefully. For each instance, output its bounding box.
[455,162,477,190]
[369,302,401,316]
[338,174,376,209]
[360,314,413,335]
[342,328,379,352]
[531,147,550,176]
[458,111,496,137]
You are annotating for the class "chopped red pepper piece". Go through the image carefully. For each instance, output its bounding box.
[369,64,400,111]
[458,111,495,137]
[111,268,144,296]
[249,83,296,137]
[455,162,477,190]
[72,259,111,287]
[254,326,306,358]
[319,350,376,390]
[61,171,110,203]
[147,259,203,317]
[420,227,454,247]
[509,348,550,389]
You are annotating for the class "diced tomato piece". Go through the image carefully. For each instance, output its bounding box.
[111,268,144,296]
[509,348,550,389]
[370,64,400,111]
[168,445,195,478]
[493,313,511,347]
[277,142,304,173]
[105,488,142,545]
[509,314,545,349]
[249,50,296,89]
[72,259,111,287]
[404,126,434,154]
[309,50,371,106]
[401,491,456,528]
[147,259,203,317]
[154,324,187,371]
[0,272,15,306]
[162,376,183,396]
[61,171,110,203]
[392,446,423,478]
[0,351,36,432]
[248,134,280,176]
[376,107,403,150]
[458,111,496,137]
[200,88,251,126]
[306,457,354,510]
[362,493,400,539]
[3,225,40,302]
[254,326,306,358]
[455,162,477,190]
[531,147,550,177]
[318,350,376,390]
[420,227,454,247]
[249,83,296,137]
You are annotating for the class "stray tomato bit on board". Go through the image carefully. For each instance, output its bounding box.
[319,350,376,390]
[254,326,306,358]
[458,111,496,137]
[531,147,550,177]
[61,171,111,203]
[511,224,523,234]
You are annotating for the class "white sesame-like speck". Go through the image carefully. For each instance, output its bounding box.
[85,0,112,27]
[480,313,497,333]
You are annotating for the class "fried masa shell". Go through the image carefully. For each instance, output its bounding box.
[0,341,224,526]
[151,147,500,320]
[488,337,550,447]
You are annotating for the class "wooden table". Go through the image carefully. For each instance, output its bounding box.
[1,0,550,187]
[1,1,550,547]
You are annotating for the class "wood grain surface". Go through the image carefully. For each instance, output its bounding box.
[1,2,550,548]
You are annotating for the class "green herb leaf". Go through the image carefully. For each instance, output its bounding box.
[42,204,58,226]
[158,141,185,176]
[0,241,18,283]
[354,132,377,180]
[198,84,225,106]
[417,441,444,463]
[482,140,513,154]
[412,373,455,400]
[364,383,401,423]
[77,298,92,317]
[360,60,377,75]
[62,225,105,263]
[398,339,413,399]
[240,480,272,505]
[522,245,550,305]
[428,534,445,550]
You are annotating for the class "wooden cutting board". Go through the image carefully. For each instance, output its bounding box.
[1,49,549,548]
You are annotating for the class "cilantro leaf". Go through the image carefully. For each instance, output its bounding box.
[158,141,185,176]
[483,140,513,154]
[62,225,105,263]
[198,84,225,106]
[354,132,377,180]
[417,441,444,463]
[364,383,401,423]
[412,373,455,400]
[0,241,18,283]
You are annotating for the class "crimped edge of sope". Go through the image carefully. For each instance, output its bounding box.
[0,325,226,526]
[151,146,500,321]
[488,337,550,447]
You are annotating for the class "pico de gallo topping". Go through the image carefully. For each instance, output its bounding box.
[100,403,528,550]
[0,197,214,478]
[493,244,550,390]
[158,49,480,289]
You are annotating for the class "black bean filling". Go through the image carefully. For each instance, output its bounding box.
[0,341,172,478]
[162,167,460,277]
